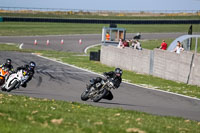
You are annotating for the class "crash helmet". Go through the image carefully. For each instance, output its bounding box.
[115,68,123,77]
[29,61,36,70]
[6,59,12,65]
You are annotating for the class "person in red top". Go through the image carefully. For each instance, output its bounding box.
[160,40,167,50]
[123,40,129,47]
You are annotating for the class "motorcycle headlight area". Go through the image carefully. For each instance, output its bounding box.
[108,82,114,88]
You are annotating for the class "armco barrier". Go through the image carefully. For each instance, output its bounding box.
[100,45,200,86]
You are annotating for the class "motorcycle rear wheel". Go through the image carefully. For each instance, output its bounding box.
[0,78,4,86]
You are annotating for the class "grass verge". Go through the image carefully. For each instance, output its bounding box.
[0,22,200,36]
[0,90,200,133]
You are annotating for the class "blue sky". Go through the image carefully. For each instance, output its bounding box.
[0,0,199,11]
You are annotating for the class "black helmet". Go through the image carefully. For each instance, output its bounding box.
[6,59,12,65]
[115,68,123,76]
[29,61,36,70]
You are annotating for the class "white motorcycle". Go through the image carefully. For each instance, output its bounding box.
[1,69,28,92]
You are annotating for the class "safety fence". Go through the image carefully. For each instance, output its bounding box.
[2,17,200,24]
[100,45,200,86]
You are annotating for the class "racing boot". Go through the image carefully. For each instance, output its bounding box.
[21,83,27,88]
[1,84,6,91]
[1,87,6,91]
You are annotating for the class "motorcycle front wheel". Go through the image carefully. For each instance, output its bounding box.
[92,88,108,102]
[7,80,18,92]
[81,90,90,101]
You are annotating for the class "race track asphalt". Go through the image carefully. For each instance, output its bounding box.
[0,33,200,121]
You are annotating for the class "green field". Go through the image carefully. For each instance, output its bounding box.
[0,93,200,133]
[0,22,200,36]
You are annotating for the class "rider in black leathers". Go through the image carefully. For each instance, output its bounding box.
[16,61,36,88]
[87,68,123,100]
[0,59,14,72]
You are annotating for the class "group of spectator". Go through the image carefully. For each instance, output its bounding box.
[117,38,184,54]
[159,40,184,54]
[117,39,142,50]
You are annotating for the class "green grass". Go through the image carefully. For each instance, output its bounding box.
[0,22,107,36]
[0,92,200,133]
[0,22,200,36]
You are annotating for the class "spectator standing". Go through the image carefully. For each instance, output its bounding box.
[128,40,132,47]
[160,40,167,50]
[131,40,136,48]
[123,40,129,47]
[133,32,141,39]
[106,32,110,41]
[172,41,184,54]
[134,40,142,50]
[117,39,124,48]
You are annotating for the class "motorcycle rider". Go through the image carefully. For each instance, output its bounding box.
[0,59,14,72]
[87,68,123,100]
[16,61,36,88]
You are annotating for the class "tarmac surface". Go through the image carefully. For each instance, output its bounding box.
[0,33,200,121]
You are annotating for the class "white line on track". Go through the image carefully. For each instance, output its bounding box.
[33,53,200,101]
[84,44,101,54]
[19,43,23,49]
[0,43,16,45]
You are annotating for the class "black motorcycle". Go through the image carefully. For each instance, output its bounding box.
[81,77,115,102]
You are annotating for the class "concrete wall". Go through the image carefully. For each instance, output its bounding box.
[189,53,200,86]
[101,45,151,74]
[100,45,200,86]
[153,49,193,83]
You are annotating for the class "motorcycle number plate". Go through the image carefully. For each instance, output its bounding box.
[96,83,101,88]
